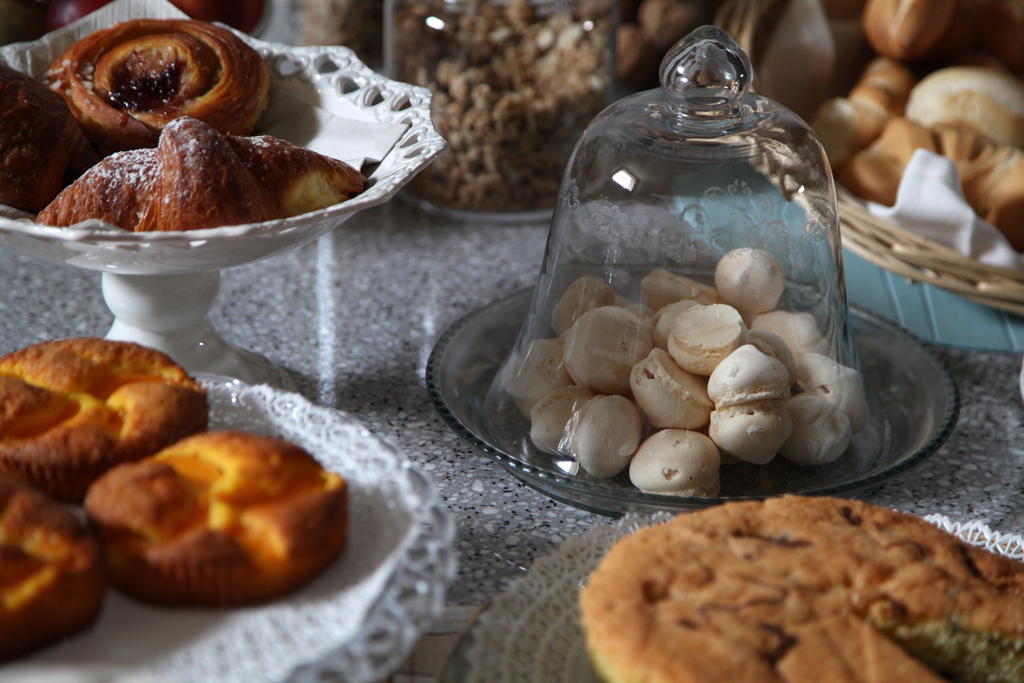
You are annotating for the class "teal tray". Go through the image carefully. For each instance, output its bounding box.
[844,249,1024,353]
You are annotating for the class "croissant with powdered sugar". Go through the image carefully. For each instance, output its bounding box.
[37,117,367,232]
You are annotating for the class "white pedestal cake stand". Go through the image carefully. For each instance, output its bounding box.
[100,271,292,387]
[0,31,444,388]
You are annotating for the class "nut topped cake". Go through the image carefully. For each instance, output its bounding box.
[580,496,1024,682]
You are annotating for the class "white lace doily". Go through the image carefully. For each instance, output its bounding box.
[464,511,1024,682]
[2,381,455,683]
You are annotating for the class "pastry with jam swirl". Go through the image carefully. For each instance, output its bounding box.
[46,18,270,153]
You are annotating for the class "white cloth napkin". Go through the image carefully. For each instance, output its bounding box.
[865,149,1024,270]
[860,151,1024,403]
[257,78,408,170]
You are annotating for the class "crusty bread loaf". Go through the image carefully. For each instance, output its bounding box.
[580,496,1024,683]
[813,0,1024,253]
[906,66,1024,148]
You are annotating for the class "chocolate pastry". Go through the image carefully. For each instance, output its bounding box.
[0,63,97,212]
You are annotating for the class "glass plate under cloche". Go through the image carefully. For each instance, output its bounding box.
[426,290,959,516]
[445,25,935,509]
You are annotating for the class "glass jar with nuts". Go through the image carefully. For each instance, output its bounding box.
[295,0,384,66]
[385,0,616,220]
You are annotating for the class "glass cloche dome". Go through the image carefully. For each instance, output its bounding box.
[483,26,877,502]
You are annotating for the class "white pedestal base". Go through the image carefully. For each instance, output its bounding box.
[101,271,296,390]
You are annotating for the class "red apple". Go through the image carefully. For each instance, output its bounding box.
[169,0,264,34]
[44,0,265,35]
[44,0,114,32]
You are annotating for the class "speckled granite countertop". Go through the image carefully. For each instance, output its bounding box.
[2,201,1023,606]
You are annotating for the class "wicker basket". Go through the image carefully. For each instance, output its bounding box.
[715,0,1024,317]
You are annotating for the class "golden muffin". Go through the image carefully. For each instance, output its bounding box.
[0,477,104,660]
[84,431,349,606]
[0,338,207,502]
[580,496,1024,683]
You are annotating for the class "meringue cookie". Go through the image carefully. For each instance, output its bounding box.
[707,344,790,409]
[708,400,792,465]
[550,276,615,336]
[651,299,700,349]
[529,385,593,454]
[781,393,852,465]
[630,348,713,429]
[615,295,653,321]
[714,248,786,320]
[795,353,869,432]
[750,310,830,358]
[504,338,572,416]
[747,330,797,384]
[564,306,653,395]
[571,395,642,478]
[640,269,718,311]
[629,429,720,496]
[667,303,748,375]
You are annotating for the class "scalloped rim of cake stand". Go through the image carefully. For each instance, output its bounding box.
[0,14,445,385]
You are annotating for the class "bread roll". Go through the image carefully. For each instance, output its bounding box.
[974,0,1024,72]
[948,50,1013,73]
[812,58,916,169]
[933,123,1024,250]
[814,98,887,169]
[822,0,866,19]
[931,122,1005,184]
[862,0,973,62]
[906,66,1024,148]
[840,118,935,205]
[968,152,1024,250]
[850,57,918,115]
